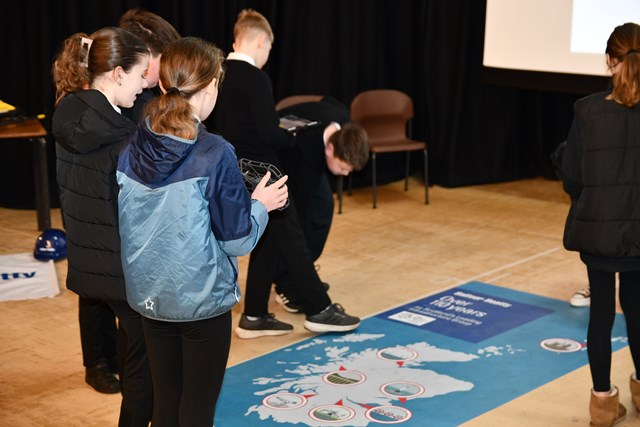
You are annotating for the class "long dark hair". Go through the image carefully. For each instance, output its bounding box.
[52,27,148,106]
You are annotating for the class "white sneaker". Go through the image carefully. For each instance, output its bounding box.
[570,289,590,307]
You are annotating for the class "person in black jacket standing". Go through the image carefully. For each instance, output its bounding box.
[561,22,640,427]
[67,10,181,390]
[52,27,153,426]
[211,9,360,339]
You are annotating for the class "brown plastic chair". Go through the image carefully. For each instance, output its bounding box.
[349,89,428,208]
[275,95,323,111]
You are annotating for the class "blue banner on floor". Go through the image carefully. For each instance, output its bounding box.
[216,282,628,426]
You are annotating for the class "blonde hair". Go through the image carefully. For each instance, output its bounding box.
[52,27,148,106]
[144,37,224,140]
[606,22,640,107]
[233,9,274,43]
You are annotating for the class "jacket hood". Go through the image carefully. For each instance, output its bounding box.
[52,90,136,154]
[126,119,203,184]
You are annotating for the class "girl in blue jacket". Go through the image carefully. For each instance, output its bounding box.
[117,37,288,426]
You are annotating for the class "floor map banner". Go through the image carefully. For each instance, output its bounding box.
[216,282,628,426]
[382,285,553,343]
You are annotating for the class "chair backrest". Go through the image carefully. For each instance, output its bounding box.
[350,89,414,144]
[276,95,323,111]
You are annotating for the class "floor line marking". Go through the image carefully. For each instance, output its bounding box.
[369,247,561,318]
[458,247,559,285]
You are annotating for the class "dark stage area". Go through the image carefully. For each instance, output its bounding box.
[1,0,604,209]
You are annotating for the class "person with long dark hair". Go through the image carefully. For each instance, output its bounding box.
[52,26,153,426]
[562,22,640,426]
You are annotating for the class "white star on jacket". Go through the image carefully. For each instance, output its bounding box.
[144,298,154,310]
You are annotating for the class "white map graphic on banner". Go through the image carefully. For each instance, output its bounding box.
[245,333,510,426]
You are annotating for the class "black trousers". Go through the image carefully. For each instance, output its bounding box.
[274,173,334,295]
[587,267,640,392]
[108,301,153,427]
[244,197,332,317]
[142,311,232,427]
[79,296,117,368]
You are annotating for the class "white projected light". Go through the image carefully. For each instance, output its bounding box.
[571,0,639,54]
[484,0,640,76]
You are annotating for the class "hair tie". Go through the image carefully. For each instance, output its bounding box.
[627,48,640,56]
[80,37,93,68]
[166,87,181,96]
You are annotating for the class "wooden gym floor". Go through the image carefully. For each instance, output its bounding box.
[0,177,638,426]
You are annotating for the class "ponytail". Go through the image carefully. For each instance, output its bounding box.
[145,37,225,140]
[145,88,196,140]
[606,23,640,108]
[610,50,640,107]
[52,33,90,106]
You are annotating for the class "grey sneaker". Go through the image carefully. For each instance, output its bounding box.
[235,314,293,339]
[304,303,360,333]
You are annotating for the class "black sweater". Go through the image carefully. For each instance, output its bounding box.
[210,59,293,167]
[277,97,350,211]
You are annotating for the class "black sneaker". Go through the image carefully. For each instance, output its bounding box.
[304,303,360,333]
[85,362,121,394]
[274,292,303,313]
[235,314,294,339]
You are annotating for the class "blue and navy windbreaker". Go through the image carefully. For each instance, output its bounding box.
[117,120,268,321]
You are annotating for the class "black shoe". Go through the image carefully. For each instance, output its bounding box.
[304,303,360,333]
[235,314,294,339]
[85,362,121,394]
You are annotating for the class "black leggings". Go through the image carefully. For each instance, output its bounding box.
[142,311,232,427]
[587,267,640,391]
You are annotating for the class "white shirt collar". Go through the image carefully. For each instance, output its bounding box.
[323,122,341,145]
[227,52,256,67]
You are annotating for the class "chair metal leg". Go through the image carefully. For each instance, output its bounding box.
[424,148,429,204]
[372,152,377,208]
[404,151,410,191]
[337,175,344,214]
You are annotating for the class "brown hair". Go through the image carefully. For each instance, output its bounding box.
[329,123,370,170]
[233,9,274,43]
[606,22,640,107]
[52,27,148,106]
[119,8,180,56]
[144,37,224,140]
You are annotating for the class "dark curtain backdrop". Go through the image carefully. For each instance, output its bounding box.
[1,0,594,208]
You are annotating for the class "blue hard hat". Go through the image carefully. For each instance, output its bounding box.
[34,228,67,261]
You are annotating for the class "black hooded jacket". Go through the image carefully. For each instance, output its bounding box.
[52,90,136,301]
